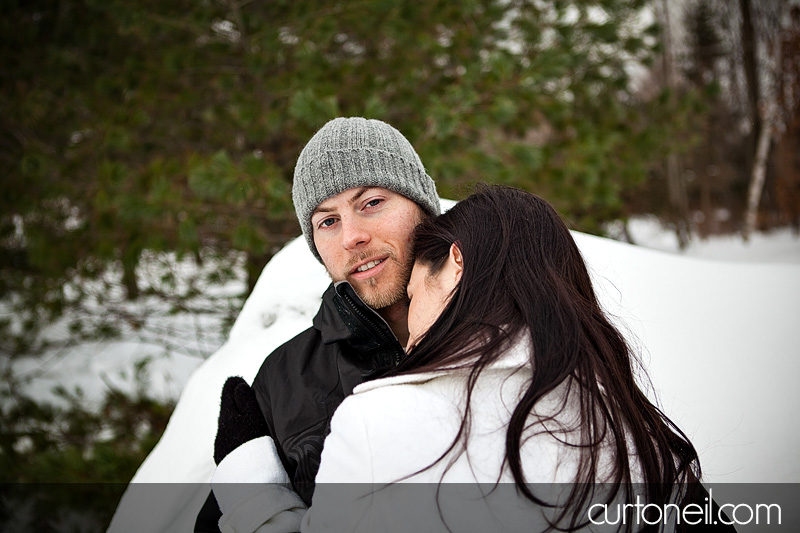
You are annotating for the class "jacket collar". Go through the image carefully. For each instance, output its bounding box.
[312,281,405,370]
[312,283,353,344]
[353,332,533,394]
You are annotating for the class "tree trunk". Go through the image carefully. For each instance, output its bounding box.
[246,252,269,297]
[740,0,760,167]
[742,1,786,241]
[700,164,713,237]
[667,153,690,248]
[122,256,140,300]
[743,108,773,241]
[659,0,691,249]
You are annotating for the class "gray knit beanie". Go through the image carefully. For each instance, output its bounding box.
[293,117,440,262]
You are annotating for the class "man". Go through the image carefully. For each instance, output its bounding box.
[195,116,440,531]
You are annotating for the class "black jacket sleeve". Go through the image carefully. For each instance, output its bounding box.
[193,490,222,533]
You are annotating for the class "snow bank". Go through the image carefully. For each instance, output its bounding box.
[108,224,800,532]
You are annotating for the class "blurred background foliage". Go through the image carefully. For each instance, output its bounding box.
[0,0,798,497]
[0,357,173,527]
[0,0,680,354]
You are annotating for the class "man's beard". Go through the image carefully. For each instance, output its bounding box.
[331,249,414,310]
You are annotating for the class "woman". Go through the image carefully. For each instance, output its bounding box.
[216,185,716,532]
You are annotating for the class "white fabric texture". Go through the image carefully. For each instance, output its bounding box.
[224,334,639,532]
[315,334,591,485]
[212,436,307,533]
[304,334,628,531]
[212,436,288,487]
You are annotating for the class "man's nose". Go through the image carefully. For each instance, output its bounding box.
[341,217,371,250]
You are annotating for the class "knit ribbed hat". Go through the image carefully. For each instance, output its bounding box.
[293,117,440,262]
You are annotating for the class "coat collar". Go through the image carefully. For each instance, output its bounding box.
[312,281,405,371]
[353,332,533,394]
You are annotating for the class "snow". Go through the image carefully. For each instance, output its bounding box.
[65,210,800,531]
[5,250,246,409]
[11,341,199,406]
[619,216,800,264]
[574,232,800,483]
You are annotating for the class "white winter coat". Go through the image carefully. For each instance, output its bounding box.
[212,335,639,532]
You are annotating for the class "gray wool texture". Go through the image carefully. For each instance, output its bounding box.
[293,117,440,262]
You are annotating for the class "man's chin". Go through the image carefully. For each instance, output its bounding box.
[348,278,406,310]
[329,256,413,310]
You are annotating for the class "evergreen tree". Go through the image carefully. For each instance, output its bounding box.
[1,0,693,355]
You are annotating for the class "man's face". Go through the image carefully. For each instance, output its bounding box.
[311,187,425,309]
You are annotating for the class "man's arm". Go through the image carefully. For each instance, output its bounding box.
[194,491,223,533]
[213,385,375,533]
[209,377,307,533]
[195,377,306,533]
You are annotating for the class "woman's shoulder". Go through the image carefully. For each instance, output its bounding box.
[345,370,465,422]
[352,368,448,395]
[353,332,534,397]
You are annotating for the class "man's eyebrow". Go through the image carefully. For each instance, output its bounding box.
[347,187,370,205]
[313,187,371,215]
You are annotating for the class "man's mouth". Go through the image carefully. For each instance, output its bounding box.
[355,258,385,273]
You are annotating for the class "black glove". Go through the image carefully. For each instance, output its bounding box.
[214,376,270,465]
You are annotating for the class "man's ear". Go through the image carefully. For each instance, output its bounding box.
[448,242,464,285]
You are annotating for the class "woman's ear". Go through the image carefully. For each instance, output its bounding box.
[447,242,464,285]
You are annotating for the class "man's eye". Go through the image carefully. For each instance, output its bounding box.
[365,199,382,208]
[319,218,336,228]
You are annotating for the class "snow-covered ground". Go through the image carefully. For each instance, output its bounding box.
[622,216,800,264]
[12,211,800,531]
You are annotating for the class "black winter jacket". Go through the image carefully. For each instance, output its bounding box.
[194,281,404,531]
[252,281,405,504]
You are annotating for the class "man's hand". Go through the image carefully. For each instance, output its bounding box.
[211,378,305,531]
[214,376,270,465]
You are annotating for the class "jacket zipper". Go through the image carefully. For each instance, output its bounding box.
[338,286,404,367]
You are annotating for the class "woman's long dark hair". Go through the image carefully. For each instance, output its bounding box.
[394,184,700,531]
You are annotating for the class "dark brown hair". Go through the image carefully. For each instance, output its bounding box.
[396,184,700,531]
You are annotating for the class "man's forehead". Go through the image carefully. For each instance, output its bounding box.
[313,186,392,213]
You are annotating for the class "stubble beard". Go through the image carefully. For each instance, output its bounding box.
[330,249,414,310]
